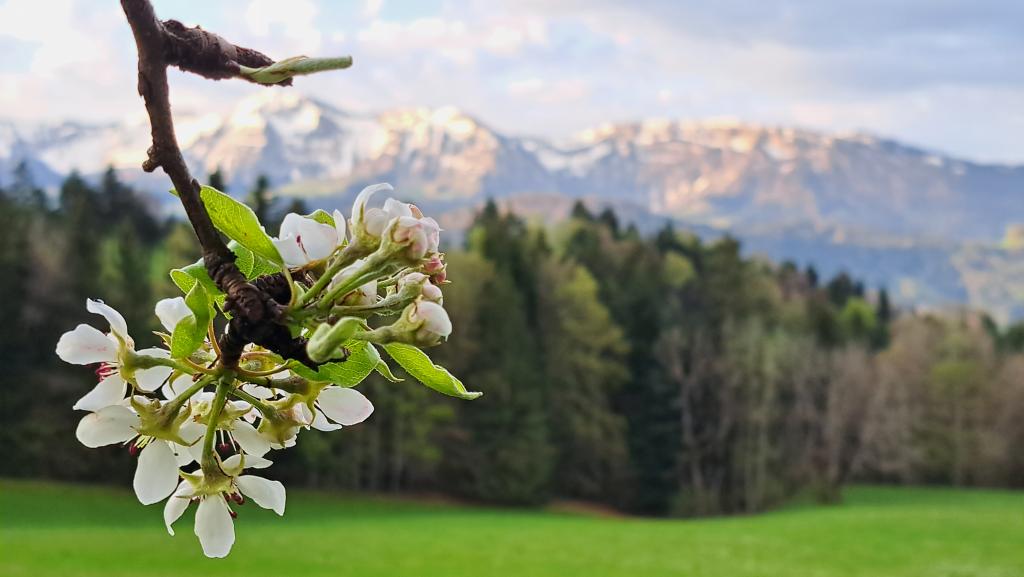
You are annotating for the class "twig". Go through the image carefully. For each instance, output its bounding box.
[120,0,317,368]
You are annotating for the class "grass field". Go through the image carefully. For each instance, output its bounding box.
[1,480,1022,577]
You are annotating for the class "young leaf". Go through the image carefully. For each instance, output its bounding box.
[192,185,282,265]
[169,282,211,358]
[382,343,481,400]
[292,340,379,388]
[370,345,402,382]
[170,260,225,307]
[305,209,336,227]
[229,241,282,279]
[239,55,353,85]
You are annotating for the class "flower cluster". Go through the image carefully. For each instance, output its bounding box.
[56,184,478,558]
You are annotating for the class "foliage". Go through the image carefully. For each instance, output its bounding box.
[2,171,1023,525]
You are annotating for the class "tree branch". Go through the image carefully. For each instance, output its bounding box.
[120,0,314,368]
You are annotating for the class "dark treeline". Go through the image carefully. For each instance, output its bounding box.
[3,167,1024,516]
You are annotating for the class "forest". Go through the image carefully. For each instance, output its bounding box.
[2,164,1024,517]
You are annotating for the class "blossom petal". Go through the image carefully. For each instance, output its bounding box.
[195,496,235,558]
[170,442,194,467]
[351,182,393,224]
[310,408,342,432]
[162,373,193,401]
[364,208,390,237]
[222,453,273,471]
[332,209,347,243]
[56,325,119,365]
[290,214,338,262]
[241,383,274,400]
[164,481,194,535]
[154,297,193,332]
[134,348,173,392]
[75,405,138,448]
[237,475,286,515]
[272,234,309,268]
[232,420,271,457]
[383,198,413,220]
[187,438,205,464]
[134,440,180,505]
[73,374,126,411]
[179,419,205,445]
[317,387,374,426]
[244,455,273,469]
[86,299,129,341]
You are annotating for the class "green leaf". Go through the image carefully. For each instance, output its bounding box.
[170,260,225,308]
[170,282,211,358]
[382,343,481,400]
[229,241,282,279]
[292,340,379,388]
[370,345,402,382]
[189,185,282,264]
[169,242,281,309]
[306,209,336,227]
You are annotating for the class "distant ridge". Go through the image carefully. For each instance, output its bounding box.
[1,92,1021,320]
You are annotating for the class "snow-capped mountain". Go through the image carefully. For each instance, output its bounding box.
[2,92,1022,319]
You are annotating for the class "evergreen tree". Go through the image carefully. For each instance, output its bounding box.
[208,167,228,192]
[247,175,273,229]
[538,261,629,501]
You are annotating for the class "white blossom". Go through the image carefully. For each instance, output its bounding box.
[164,454,285,558]
[272,210,347,267]
[57,300,174,402]
[75,401,202,505]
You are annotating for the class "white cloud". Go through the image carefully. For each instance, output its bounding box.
[481,18,548,55]
[358,18,475,65]
[243,0,322,54]
[362,0,383,19]
[507,77,588,104]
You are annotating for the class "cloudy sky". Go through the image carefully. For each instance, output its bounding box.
[1,0,1022,163]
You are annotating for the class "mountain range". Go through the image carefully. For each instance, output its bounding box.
[2,92,1022,321]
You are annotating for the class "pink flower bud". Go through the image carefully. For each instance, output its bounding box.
[423,255,447,284]
[410,300,452,341]
[399,273,443,303]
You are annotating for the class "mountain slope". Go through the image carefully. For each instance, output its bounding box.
[1,93,1021,319]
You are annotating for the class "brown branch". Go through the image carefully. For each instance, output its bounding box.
[120,0,314,368]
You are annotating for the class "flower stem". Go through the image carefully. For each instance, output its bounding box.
[294,244,364,308]
[165,374,214,414]
[316,252,392,311]
[133,352,200,376]
[229,387,275,417]
[236,362,294,378]
[200,377,231,476]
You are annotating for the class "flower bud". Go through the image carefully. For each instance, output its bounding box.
[330,259,378,307]
[409,300,452,343]
[398,272,443,304]
[307,317,362,363]
[384,216,441,264]
[422,254,447,284]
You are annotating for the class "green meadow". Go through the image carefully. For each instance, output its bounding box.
[1,480,1021,577]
